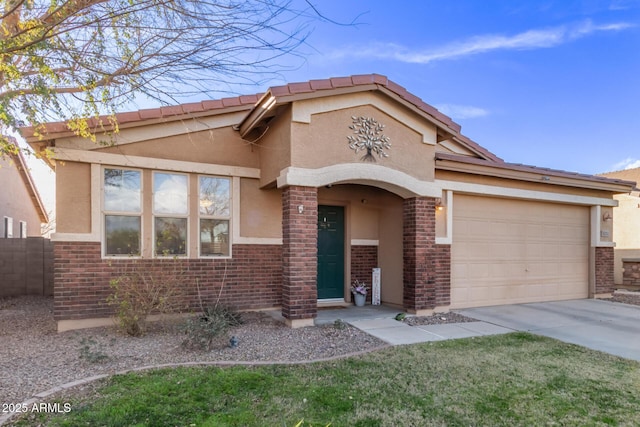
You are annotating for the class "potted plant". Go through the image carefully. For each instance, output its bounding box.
[351,279,369,307]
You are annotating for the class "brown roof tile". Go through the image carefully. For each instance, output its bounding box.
[201,99,224,110]
[309,79,334,90]
[116,112,141,123]
[139,108,162,120]
[350,74,375,85]
[181,102,206,113]
[221,97,242,107]
[330,76,355,88]
[288,82,314,94]
[269,85,292,97]
[239,94,260,105]
[435,152,636,188]
[20,74,495,164]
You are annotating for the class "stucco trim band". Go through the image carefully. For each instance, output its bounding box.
[436,179,618,207]
[53,148,261,178]
[277,164,442,199]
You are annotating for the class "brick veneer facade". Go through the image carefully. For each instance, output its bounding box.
[351,245,378,304]
[434,244,451,307]
[595,246,615,294]
[281,186,318,321]
[53,242,282,320]
[403,197,436,311]
[622,258,640,287]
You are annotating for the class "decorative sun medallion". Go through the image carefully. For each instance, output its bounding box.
[347,116,391,162]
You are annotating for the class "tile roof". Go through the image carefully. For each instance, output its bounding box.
[436,152,637,188]
[20,74,500,161]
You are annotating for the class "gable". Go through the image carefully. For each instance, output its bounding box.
[0,151,48,235]
[291,102,435,182]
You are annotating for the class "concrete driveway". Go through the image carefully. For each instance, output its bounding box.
[458,299,640,361]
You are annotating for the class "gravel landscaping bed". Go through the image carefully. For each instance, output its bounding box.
[601,289,640,306]
[0,296,387,405]
[403,312,477,326]
[5,292,637,416]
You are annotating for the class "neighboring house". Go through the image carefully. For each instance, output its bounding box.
[0,141,49,238]
[21,74,635,332]
[598,168,640,286]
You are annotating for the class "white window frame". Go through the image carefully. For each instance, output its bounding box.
[152,171,190,257]
[3,217,13,238]
[198,175,232,258]
[19,221,27,238]
[102,167,143,258]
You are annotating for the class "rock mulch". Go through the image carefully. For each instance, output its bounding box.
[6,291,634,412]
[0,296,386,406]
[600,289,640,306]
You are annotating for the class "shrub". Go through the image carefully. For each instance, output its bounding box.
[182,305,243,350]
[106,261,186,336]
[78,337,109,363]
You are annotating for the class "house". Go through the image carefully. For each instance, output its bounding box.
[21,74,635,332]
[0,140,52,297]
[598,168,640,287]
[0,140,49,238]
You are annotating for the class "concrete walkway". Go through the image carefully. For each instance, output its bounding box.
[315,305,512,345]
[315,299,640,361]
[458,299,640,361]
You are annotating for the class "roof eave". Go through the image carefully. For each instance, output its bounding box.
[436,153,636,193]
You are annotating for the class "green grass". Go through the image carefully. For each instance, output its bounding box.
[11,333,640,426]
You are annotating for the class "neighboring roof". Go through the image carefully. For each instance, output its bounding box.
[598,168,640,190]
[436,152,637,193]
[5,138,49,223]
[20,74,501,163]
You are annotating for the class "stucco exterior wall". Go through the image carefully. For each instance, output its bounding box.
[97,127,260,169]
[377,193,404,306]
[240,178,282,239]
[612,194,640,284]
[292,104,435,182]
[258,106,292,187]
[0,156,44,237]
[56,161,91,233]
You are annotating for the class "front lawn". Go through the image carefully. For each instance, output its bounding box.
[11,333,640,426]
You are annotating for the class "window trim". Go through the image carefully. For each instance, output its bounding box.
[102,166,143,258]
[3,216,13,238]
[198,174,232,258]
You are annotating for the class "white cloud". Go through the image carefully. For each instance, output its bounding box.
[331,20,634,64]
[435,104,489,120]
[611,157,640,171]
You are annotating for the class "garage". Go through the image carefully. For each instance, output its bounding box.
[450,194,590,309]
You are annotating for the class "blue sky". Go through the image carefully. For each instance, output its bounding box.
[24,0,640,212]
[273,0,640,175]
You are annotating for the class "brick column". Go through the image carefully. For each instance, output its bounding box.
[595,246,615,295]
[434,244,451,307]
[403,197,436,313]
[281,186,318,327]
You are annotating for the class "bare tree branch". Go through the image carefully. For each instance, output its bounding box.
[0,0,354,156]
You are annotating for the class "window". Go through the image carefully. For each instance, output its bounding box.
[3,217,13,238]
[154,172,188,256]
[199,176,230,256]
[19,221,27,238]
[104,168,141,256]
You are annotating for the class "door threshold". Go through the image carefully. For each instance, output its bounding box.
[317,298,349,308]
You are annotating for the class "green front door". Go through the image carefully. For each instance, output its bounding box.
[317,205,345,299]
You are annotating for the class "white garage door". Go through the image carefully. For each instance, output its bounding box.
[451,195,589,309]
